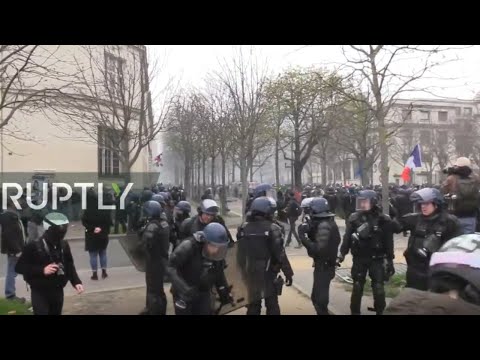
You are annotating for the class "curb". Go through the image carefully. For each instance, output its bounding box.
[64,234,127,242]
[67,284,145,297]
[291,281,342,315]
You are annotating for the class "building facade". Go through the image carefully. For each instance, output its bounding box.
[0,45,156,189]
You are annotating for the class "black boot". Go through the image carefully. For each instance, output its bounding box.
[102,269,108,279]
[91,271,98,280]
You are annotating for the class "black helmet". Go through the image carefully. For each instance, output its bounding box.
[175,201,191,214]
[194,223,229,261]
[159,191,171,202]
[200,199,219,216]
[141,190,153,203]
[254,183,273,198]
[151,194,166,207]
[250,196,277,216]
[410,187,444,206]
[310,197,334,218]
[356,190,378,211]
[429,233,480,305]
[143,200,162,219]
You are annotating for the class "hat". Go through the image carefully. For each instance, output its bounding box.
[454,157,472,168]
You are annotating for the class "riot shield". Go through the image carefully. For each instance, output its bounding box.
[119,231,146,272]
[213,239,266,315]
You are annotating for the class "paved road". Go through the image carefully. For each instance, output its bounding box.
[0,237,132,278]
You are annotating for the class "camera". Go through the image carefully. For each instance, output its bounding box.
[56,263,65,276]
[442,167,456,175]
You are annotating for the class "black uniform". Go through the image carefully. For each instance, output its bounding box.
[15,236,81,315]
[392,211,462,291]
[167,238,229,315]
[324,192,337,215]
[237,216,294,315]
[299,216,340,315]
[171,213,190,250]
[141,214,170,315]
[339,209,394,315]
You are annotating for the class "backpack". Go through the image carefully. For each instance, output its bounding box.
[454,177,480,214]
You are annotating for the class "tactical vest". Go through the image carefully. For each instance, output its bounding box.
[351,214,385,256]
[238,220,271,262]
[409,215,446,261]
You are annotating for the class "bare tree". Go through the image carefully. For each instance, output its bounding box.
[0,45,70,138]
[50,45,174,183]
[215,47,271,217]
[340,45,458,213]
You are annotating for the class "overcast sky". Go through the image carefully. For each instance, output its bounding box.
[149,45,480,101]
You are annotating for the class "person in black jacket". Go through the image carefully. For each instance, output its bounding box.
[179,199,234,245]
[337,190,394,315]
[82,189,113,280]
[168,222,232,315]
[139,201,170,315]
[237,197,294,315]
[391,188,462,291]
[299,197,340,315]
[0,199,26,302]
[15,212,83,315]
[285,192,302,248]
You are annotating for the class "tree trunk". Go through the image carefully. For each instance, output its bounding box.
[197,160,201,201]
[232,160,235,183]
[275,134,280,186]
[220,152,227,216]
[378,117,390,214]
[321,160,327,186]
[211,155,216,198]
[202,155,206,192]
[240,150,248,221]
[183,154,191,201]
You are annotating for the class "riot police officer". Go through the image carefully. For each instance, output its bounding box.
[139,201,170,315]
[171,201,191,249]
[298,197,340,315]
[337,190,394,315]
[392,188,462,291]
[237,197,294,315]
[179,199,234,245]
[168,222,232,315]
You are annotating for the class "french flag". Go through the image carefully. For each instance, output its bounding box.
[401,144,422,182]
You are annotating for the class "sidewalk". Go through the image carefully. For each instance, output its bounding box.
[1,266,145,303]
[62,283,317,315]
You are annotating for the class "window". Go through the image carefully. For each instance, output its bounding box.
[464,107,473,116]
[402,109,412,121]
[438,111,448,122]
[455,107,462,116]
[437,131,447,144]
[104,52,125,99]
[98,127,123,177]
[420,111,430,122]
[420,130,431,145]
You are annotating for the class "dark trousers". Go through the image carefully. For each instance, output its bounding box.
[31,287,64,315]
[312,265,335,315]
[350,258,385,315]
[246,271,280,315]
[173,292,212,315]
[114,216,127,234]
[286,217,301,247]
[144,258,166,315]
[406,267,429,291]
[247,296,280,315]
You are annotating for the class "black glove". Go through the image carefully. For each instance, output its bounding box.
[285,276,293,287]
[217,285,234,305]
[336,254,345,267]
[385,259,395,280]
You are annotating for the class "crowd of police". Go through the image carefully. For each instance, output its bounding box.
[5,156,480,315]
